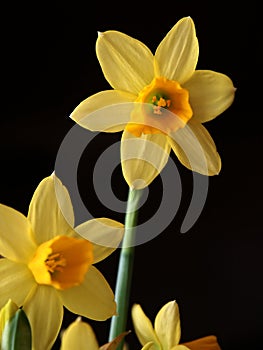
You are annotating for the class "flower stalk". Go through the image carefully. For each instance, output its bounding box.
[108,187,143,348]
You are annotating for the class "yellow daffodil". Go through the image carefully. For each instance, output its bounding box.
[70,17,235,189]
[60,316,129,350]
[0,174,124,350]
[131,300,222,350]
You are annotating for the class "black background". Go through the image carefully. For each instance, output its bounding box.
[1,1,261,349]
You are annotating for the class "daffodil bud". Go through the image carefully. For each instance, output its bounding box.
[0,299,18,342]
[0,300,32,350]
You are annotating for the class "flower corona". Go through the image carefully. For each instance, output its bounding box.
[28,236,94,290]
[127,77,193,137]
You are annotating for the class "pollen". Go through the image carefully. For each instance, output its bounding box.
[157,97,167,108]
[45,252,67,273]
[28,236,93,290]
[152,96,172,114]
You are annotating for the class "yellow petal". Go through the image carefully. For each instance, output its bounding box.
[28,175,74,245]
[59,266,116,321]
[171,346,190,350]
[183,335,222,350]
[0,204,36,262]
[168,120,221,175]
[131,304,161,348]
[155,17,198,84]
[154,300,181,349]
[75,218,124,254]
[23,285,63,350]
[70,90,136,131]
[53,173,75,226]
[121,129,171,189]
[184,70,236,123]
[0,259,35,309]
[60,317,99,350]
[96,31,154,94]
[141,342,159,350]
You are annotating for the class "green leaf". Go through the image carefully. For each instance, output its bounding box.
[1,309,32,350]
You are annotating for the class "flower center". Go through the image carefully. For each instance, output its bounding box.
[45,252,67,273]
[126,77,193,137]
[151,95,171,115]
[28,236,93,290]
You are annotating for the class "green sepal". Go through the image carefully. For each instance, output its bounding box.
[1,309,32,350]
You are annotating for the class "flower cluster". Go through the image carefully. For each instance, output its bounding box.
[0,16,234,350]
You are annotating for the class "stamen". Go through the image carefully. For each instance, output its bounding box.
[28,235,93,290]
[45,252,67,273]
[151,95,171,114]
[157,97,167,107]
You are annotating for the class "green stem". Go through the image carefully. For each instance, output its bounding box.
[108,187,143,348]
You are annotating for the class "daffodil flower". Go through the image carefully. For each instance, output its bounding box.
[0,174,124,350]
[60,316,129,350]
[131,300,222,350]
[70,17,235,189]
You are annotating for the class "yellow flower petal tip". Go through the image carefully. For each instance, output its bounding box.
[60,317,99,350]
[60,317,130,350]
